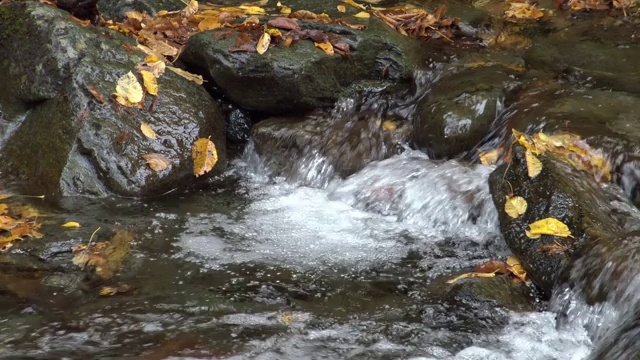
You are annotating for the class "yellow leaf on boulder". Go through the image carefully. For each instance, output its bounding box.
[506,256,527,282]
[140,123,157,140]
[113,71,143,106]
[62,221,81,228]
[182,0,199,17]
[479,149,500,165]
[256,32,271,55]
[354,11,370,18]
[337,5,346,12]
[198,17,221,31]
[526,217,572,238]
[192,137,218,177]
[505,195,527,218]
[139,70,158,96]
[167,66,204,85]
[280,5,292,14]
[314,42,334,56]
[241,5,266,15]
[142,153,171,171]
[525,149,542,178]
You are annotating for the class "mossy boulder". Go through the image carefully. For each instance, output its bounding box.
[0,2,226,200]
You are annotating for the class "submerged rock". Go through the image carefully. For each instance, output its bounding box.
[0,2,226,200]
[180,18,423,113]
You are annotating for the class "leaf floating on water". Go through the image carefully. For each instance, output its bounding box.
[504,195,527,219]
[526,217,572,239]
[62,221,81,228]
[192,137,218,177]
[113,71,143,107]
[446,271,497,284]
[140,123,157,140]
[256,32,271,55]
[72,230,132,279]
[525,149,542,178]
[314,42,334,56]
[139,70,158,96]
[353,11,370,18]
[167,66,204,85]
[479,149,500,165]
[142,153,171,171]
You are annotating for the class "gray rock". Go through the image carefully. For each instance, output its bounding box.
[0,2,226,200]
[180,17,423,113]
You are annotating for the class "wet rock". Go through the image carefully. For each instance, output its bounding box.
[0,2,226,200]
[225,108,252,144]
[413,65,519,159]
[54,0,99,23]
[250,112,409,183]
[488,145,630,296]
[99,0,185,21]
[525,17,640,94]
[180,18,423,113]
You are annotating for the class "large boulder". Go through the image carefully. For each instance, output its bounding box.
[0,2,226,200]
[180,17,423,113]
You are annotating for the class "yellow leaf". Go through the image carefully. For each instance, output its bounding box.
[241,5,266,15]
[0,193,12,200]
[0,204,7,215]
[506,256,527,282]
[198,17,221,31]
[192,137,218,177]
[525,149,542,178]
[446,271,497,284]
[167,66,204,85]
[142,153,171,171]
[382,120,397,131]
[256,32,271,55]
[139,70,158,96]
[354,11,370,18]
[337,5,346,12]
[62,222,81,228]
[266,28,282,37]
[525,229,541,239]
[140,123,157,140]
[505,2,545,20]
[504,195,527,219]
[526,217,572,238]
[144,54,159,63]
[182,0,199,17]
[114,71,143,105]
[343,0,366,10]
[280,5,291,14]
[479,149,500,165]
[99,287,118,296]
[314,42,334,56]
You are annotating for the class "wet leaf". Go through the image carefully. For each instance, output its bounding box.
[198,17,221,31]
[99,283,133,296]
[525,149,542,178]
[506,256,527,282]
[241,5,266,15]
[267,17,300,30]
[62,221,81,228]
[505,2,545,20]
[446,271,497,284]
[537,240,570,255]
[256,32,271,55]
[113,71,143,107]
[140,70,158,96]
[182,0,199,17]
[475,260,509,274]
[136,60,166,78]
[354,11,370,18]
[192,137,218,177]
[314,41,334,56]
[505,195,527,219]
[343,0,367,10]
[337,5,346,12]
[72,230,132,279]
[143,153,171,171]
[479,149,500,165]
[382,120,397,131]
[526,217,572,238]
[281,312,294,324]
[140,123,157,140]
[167,66,204,85]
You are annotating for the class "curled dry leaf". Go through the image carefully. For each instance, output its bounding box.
[506,256,527,282]
[142,153,171,171]
[314,42,334,55]
[113,71,143,107]
[139,70,158,96]
[525,217,572,239]
[192,137,218,177]
[504,195,527,219]
[256,32,271,55]
[140,123,157,140]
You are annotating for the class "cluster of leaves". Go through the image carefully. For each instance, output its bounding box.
[447,256,527,283]
[557,0,638,13]
[504,2,546,21]
[71,229,132,280]
[372,6,460,42]
[0,194,44,252]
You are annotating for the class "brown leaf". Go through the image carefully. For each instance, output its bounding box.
[192,137,218,177]
[87,84,105,103]
[142,153,171,171]
[267,17,301,30]
[230,32,257,52]
[474,260,509,274]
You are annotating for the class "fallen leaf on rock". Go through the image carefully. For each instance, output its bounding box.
[526,217,572,239]
[382,120,397,131]
[240,5,266,15]
[140,123,157,140]
[62,221,81,228]
[354,11,370,18]
[525,149,542,178]
[167,66,204,85]
[505,195,527,218]
[182,0,199,17]
[0,204,7,215]
[337,5,346,12]
[447,271,497,284]
[256,32,271,54]
[314,41,334,55]
[136,59,166,78]
[505,2,545,20]
[140,70,158,96]
[192,137,218,177]
[198,17,221,31]
[87,84,105,103]
[280,5,292,14]
[113,71,143,107]
[479,149,501,165]
[143,153,171,171]
[537,240,570,255]
[267,28,283,37]
[144,37,179,57]
[267,17,300,30]
[343,0,367,10]
[506,256,527,282]
[475,260,509,274]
